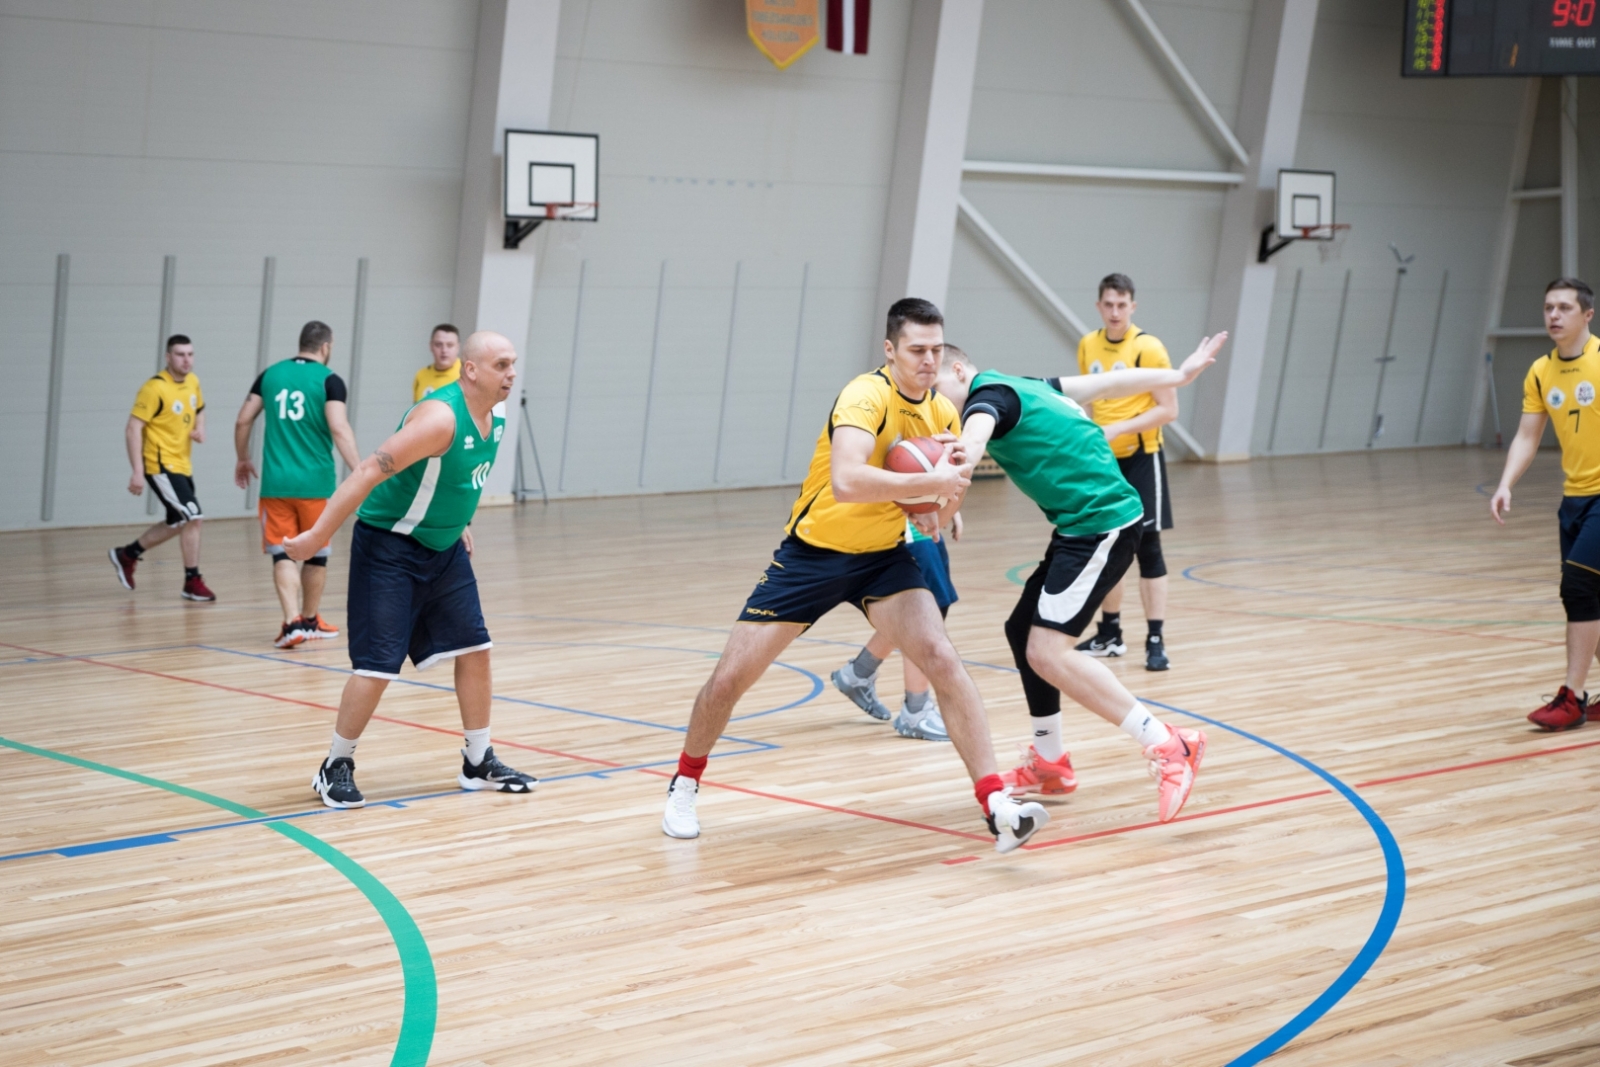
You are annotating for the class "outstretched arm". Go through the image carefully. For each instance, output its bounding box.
[233,394,263,488]
[325,399,362,472]
[283,400,455,560]
[1058,332,1227,406]
[1491,412,1548,524]
[1098,383,1177,444]
[830,426,970,504]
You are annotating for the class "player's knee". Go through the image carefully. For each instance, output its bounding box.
[1136,531,1168,579]
[915,638,964,681]
[1004,610,1031,653]
[1560,563,1600,622]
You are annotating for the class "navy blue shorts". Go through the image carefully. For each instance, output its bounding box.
[739,536,930,627]
[906,536,958,616]
[1559,495,1600,574]
[347,521,491,679]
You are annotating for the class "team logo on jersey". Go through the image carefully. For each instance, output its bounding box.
[493,426,504,442]
[1088,361,1103,374]
[172,401,184,413]
[464,435,475,449]
[1579,381,1596,406]
[1112,361,1128,372]
[1549,387,1567,409]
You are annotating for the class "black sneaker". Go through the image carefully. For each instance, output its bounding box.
[312,757,365,808]
[1145,634,1170,672]
[458,745,537,793]
[1075,627,1126,658]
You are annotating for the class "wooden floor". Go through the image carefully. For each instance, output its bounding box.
[2,446,1596,1067]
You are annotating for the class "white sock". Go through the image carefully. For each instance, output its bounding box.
[1031,713,1065,761]
[328,730,358,762]
[1119,704,1171,749]
[463,727,492,766]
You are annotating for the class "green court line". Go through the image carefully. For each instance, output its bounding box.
[0,735,436,1067]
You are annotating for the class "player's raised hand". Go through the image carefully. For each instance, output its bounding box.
[1178,332,1228,384]
[1490,485,1512,524]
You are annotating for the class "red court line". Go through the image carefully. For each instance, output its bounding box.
[1187,604,1563,648]
[0,641,624,770]
[1022,789,1334,851]
[1354,736,1600,787]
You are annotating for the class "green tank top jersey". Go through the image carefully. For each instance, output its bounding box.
[260,358,336,499]
[970,370,1144,537]
[357,382,503,552]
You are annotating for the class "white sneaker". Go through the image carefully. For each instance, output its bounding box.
[892,697,950,741]
[661,774,701,839]
[988,790,1049,854]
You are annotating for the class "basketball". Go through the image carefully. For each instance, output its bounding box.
[884,436,948,513]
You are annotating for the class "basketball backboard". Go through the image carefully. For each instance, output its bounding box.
[1276,169,1336,239]
[504,130,598,222]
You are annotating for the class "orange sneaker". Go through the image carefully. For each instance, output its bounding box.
[1001,744,1078,796]
[302,614,340,640]
[1146,726,1206,823]
[274,619,308,649]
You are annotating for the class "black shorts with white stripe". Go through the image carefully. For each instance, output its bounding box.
[148,468,204,527]
[1116,448,1173,531]
[1009,522,1141,639]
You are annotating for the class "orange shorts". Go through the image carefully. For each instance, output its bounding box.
[260,497,330,557]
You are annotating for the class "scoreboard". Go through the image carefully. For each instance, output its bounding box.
[1405,0,1600,75]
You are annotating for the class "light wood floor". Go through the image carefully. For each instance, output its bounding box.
[2,447,1596,1067]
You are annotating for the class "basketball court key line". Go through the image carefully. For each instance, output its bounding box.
[0,734,437,1067]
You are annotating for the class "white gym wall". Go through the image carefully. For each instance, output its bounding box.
[0,0,1579,529]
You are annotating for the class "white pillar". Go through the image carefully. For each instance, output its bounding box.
[1561,76,1579,279]
[453,0,562,500]
[1190,0,1320,460]
[875,0,985,331]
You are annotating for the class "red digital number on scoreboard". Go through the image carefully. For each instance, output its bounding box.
[1554,0,1597,28]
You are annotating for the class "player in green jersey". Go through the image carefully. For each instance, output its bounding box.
[932,332,1226,824]
[283,330,537,808]
[233,321,361,648]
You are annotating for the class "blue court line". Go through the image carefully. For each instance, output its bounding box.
[1140,698,1406,1067]
[1181,558,1550,607]
[0,642,202,668]
[191,644,778,749]
[0,752,758,866]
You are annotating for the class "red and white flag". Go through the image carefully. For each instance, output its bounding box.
[826,0,870,54]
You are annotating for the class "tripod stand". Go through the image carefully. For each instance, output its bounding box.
[513,395,549,503]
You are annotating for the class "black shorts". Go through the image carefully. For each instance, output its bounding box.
[1559,494,1600,573]
[1013,523,1141,638]
[739,536,930,628]
[1117,449,1173,531]
[347,521,491,679]
[148,469,203,527]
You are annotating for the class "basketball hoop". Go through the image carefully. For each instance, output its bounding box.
[1259,222,1351,263]
[503,203,601,249]
[1297,223,1351,241]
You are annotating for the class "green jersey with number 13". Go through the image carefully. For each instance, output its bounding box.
[259,357,338,499]
[357,381,503,551]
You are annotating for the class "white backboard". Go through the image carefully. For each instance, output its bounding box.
[1276,169,1335,239]
[504,130,598,221]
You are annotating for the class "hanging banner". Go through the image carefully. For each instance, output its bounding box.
[747,0,820,70]
[826,0,870,54]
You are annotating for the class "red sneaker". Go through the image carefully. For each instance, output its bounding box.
[302,614,340,640]
[1529,687,1588,731]
[1146,726,1207,823]
[1001,744,1078,796]
[108,546,138,590]
[181,575,217,602]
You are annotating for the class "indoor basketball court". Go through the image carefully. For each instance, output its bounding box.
[3,3,1597,1066]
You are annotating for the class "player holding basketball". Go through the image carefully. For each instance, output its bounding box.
[661,299,1050,852]
[108,334,217,602]
[413,324,462,401]
[1492,277,1600,731]
[932,332,1226,821]
[1073,274,1180,671]
[233,321,362,648]
[283,330,538,806]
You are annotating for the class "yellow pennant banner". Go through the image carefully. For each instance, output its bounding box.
[747,0,819,70]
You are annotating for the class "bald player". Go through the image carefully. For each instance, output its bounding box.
[284,331,538,807]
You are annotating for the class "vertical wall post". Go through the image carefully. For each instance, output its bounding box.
[1415,270,1449,443]
[40,254,70,523]
[1561,76,1579,278]
[781,262,811,480]
[1266,268,1302,453]
[638,260,667,488]
[557,259,587,492]
[713,261,742,483]
[346,257,370,462]
[1318,268,1351,450]
[149,255,177,514]
[246,256,275,512]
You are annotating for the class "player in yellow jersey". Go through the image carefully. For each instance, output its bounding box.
[108,334,216,601]
[412,324,461,402]
[1072,274,1179,671]
[1493,277,1600,730]
[659,299,1050,853]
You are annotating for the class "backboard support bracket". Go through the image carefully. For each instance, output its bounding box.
[504,218,543,250]
[1258,226,1295,263]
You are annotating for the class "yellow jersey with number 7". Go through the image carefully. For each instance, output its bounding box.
[1524,334,1600,496]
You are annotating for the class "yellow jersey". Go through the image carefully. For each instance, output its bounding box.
[1523,335,1600,496]
[786,368,960,554]
[130,370,205,475]
[1076,326,1170,458]
[413,361,461,402]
